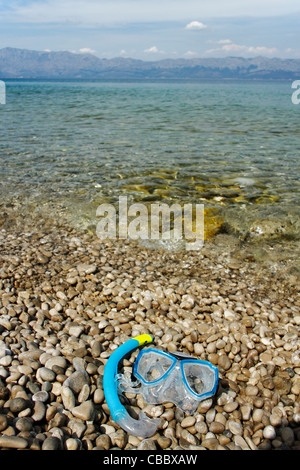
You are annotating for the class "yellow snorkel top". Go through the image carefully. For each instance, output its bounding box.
[133,334,153,346]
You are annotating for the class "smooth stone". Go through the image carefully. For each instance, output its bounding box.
[240,404,252,421]
[68,419,86,439]
[93,388,104,404]
[252,408,264,423]
[71,400,95,421]
[181,416,196,428]
[0,355,12,366]
[197,399,213,413]
[263,425,276,440]
[78,383,90,403]
[63,370,90,394]
[9,397,28,413]
[201,438,219,450]
[245,385,259,396]
[228,420,243,436]
[157,436,172,449]
[32,390,49,402]
[281,427,294,446]
[95,434,111,450]
[18,364,34,375]
[72,357,86,371]
[39,367,56,382]
[0,414,8,432]
[273,376,292,395]
[234,435,251,450]
[0,435,28,449]
[209,421,225,434]
[91,341,102,358]
[182,430,199,446]
[206,408,216,424]
[42,436,60,450]
[65,438,80,451]
[109,431,127,449]
[32,400,46,422]
[15,417,33,432]
[218,355,232,370]
[270,413,282,427]
[19,349,43,363]
[45,356,67,371]
[223,401,239,413]
[69,325,84,338]
[137,439,157,450]
[76,263,97,275]
[195,421,208,434]
[61,385,76,410]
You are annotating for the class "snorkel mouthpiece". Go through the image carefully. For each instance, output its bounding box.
[103,334,160,437]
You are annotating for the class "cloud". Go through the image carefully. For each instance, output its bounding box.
[206,39,278,56]
[185,21,208,30]
[79,47,96,54]
[184,50,198,57]
[217,39,232,44]
[144,46,164,54]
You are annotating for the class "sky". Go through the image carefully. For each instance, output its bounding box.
[0,0,300,60]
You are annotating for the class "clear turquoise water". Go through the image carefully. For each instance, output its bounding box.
[0,79,299,244]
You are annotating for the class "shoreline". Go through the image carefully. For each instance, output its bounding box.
[0,211,299,450]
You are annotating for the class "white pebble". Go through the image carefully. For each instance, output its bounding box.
[263,425,276,440]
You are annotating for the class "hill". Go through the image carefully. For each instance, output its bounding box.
[0,47,299,80]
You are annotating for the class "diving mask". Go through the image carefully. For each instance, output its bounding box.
[103,335,219,438]
[121,347,219,414]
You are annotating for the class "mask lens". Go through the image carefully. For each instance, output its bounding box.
[136,350,174,383]
[183,361,216,397]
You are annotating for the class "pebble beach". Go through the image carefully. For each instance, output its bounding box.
[0,208,299,452]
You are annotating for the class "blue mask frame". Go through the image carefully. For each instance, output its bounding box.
[134,348,219,402]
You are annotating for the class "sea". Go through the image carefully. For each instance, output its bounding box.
[0,79,299,266]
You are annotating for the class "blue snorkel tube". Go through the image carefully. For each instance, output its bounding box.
[103,334,161,437]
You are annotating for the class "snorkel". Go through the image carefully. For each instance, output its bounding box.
[103,334,161,437]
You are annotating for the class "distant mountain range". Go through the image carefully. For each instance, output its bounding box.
[1,47,300,80]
